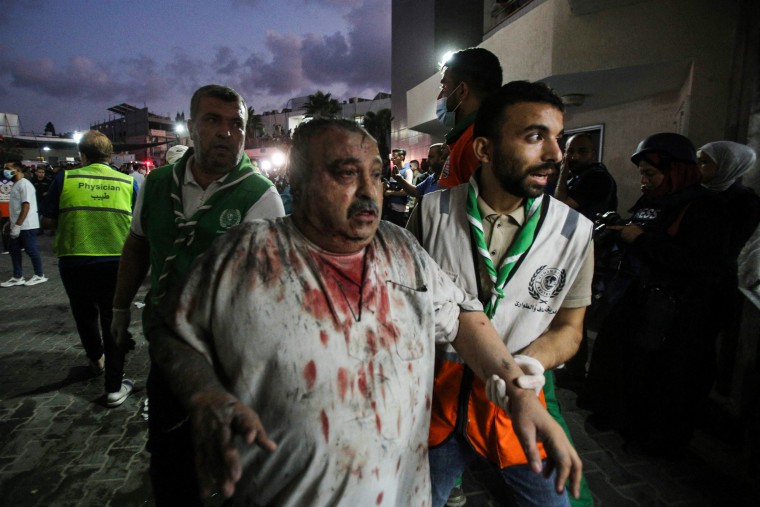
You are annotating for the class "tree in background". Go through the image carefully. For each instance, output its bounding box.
[246,106,264,139]
[44,122,56,136]
[304,91,341,120]
[363,108,393,166]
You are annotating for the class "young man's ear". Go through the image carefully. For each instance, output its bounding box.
[457,80,470,101]
[473,137,492,165]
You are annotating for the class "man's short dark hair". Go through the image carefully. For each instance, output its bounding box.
[473,81,565,140]
[566,132,595,148]
[442,48,502,100]
[79,130,113,163]
[289,119,374,194]
[391,148,406,157]
[5,160,24,171]
[190,84,247,121]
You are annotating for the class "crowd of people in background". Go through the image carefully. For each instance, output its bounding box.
[1,44,759,506]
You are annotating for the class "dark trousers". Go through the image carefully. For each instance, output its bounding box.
[147,367,203,506]
[59,261,125,393]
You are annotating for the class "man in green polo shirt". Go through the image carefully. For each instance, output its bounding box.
[110,84,285,506]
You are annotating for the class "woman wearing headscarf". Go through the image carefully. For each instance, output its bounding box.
[697,141,760,393]
[698,141,760,255]
[580,133,733,457]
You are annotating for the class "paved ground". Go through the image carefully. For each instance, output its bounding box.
[0,234,756,506]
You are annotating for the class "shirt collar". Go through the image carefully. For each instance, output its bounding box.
[476,195,526,226]
[183,155,229,188]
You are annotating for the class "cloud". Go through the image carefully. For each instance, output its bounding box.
[237,32,308,96]
[212,47,241,76]
[226,0,390,99]
[1,0,391,128]
[301,0,390,93]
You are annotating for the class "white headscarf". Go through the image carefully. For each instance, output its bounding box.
[699,141,757,192]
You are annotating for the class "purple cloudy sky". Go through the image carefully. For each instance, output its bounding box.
[0,0,391,134]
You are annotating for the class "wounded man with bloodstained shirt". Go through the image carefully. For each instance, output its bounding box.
[150,118,582,506]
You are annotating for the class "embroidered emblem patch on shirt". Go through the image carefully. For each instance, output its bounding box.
[219,208,242,229]
[528,265,566,303]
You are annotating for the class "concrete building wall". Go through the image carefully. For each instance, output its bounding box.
[548,0,740,147]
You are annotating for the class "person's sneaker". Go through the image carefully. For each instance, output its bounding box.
[446,486,466,507]
[1,277,26,287]
[105,379,134,408]
[89,356,105,375]
[24,274,48,286]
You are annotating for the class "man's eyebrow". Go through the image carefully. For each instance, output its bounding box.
[521,125,564,137]
[326,157,361,171]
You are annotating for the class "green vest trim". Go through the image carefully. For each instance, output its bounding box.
[141,151,273,334]
[55,163,134,257]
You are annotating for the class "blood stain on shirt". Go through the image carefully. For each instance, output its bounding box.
[376,491,384,505]
[303,360,317,390]
[320,330,329,346]
[357,366,369,398]
[303,288,331,321]
[375,412,382,433]
[366,329,378,355]
[337,368,349,401]
[320,409,329,442]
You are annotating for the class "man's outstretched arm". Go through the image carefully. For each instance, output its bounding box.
[451,310,582,499]
[149,327,277,499]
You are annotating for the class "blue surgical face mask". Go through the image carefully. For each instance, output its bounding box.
[435,82,463,128]
[435,97,456,128]
[3,169,14,180]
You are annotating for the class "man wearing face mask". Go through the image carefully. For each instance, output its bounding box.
[436,47,503,190]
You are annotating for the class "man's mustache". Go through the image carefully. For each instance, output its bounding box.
[348,198,379,217]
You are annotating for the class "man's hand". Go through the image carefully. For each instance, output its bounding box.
[10,224,21,239]
[508,389,583,499]
[110,308,135,352]
[190,390,277,499]
[485,355,545,412]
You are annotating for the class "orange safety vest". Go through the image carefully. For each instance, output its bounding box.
[428,357,548,468]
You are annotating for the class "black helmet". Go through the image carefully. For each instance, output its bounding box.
[630,132,697,166]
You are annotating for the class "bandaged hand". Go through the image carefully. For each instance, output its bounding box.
[486,355,545,414]
[10,224,21,239]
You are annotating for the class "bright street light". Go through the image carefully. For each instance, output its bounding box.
[271,151,285,167]
[73,131,83,143]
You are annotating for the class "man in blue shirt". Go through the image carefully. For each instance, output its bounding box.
[388,143,448,201]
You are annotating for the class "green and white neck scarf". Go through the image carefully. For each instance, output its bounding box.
[154,159,254,303]
[466,175,542,318]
